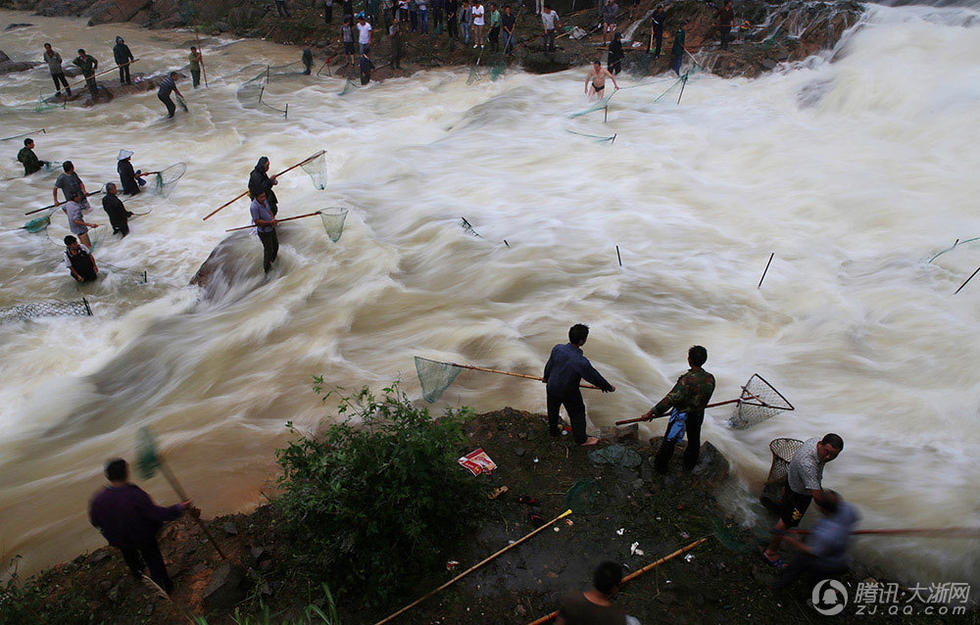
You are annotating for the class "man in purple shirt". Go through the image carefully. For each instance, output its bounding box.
[543,324,616,446]
[89,459,192,595]
[250,190,279,272]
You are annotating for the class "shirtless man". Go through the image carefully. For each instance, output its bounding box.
[584,60,619,99]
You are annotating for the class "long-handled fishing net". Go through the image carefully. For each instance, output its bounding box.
[460,218,510,247]
[727,374,795,429]
[1,128,45,142]
[415,356,599,403]
[569,92,614,118]
[320,208,348,242]
[653,72,690,105]
[0,298,92,323]
[301,154,328,190]
[928,236,980,264]
[339,75,360,96]
[236,66,288,117]
[564,478,604,515]
[203,150,327,220]
[759,437,803,512]
[21,209,56,233]
[152,162,187,195]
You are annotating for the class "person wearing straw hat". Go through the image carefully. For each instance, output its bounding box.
[639,345,715,475]
[250,190,279,273]
[543,324,616,447]
[102,183,134,237]
[89,458,192,596]
[116,150,145,196]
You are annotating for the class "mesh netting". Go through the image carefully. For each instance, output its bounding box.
[44,161,63,173]
[490,62,506,81]
[267,62,304,79]
[136,427,161,479]
[766,438,804,484]
[928,236,980,264]
[101,263,149,286]
[46,219,106,252]
[653,73,689,105]
[320,208,348,243]
[569,93,613,118]
[460,217,483,239]
[564,478,603,515]
[237,67,288,117]
[176,94,188,112]
[565,129,617,143]
[0,298,92,322]
[1,128,44,142]
[153,163,187,195]
[466,65,483,86]
[339,75,360,96]
[301,153,328,190]
[415,356,462,403]
[23,211,54,233]
[727,373,794,429]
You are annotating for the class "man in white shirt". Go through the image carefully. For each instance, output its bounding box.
[541,5,559,51]
[356,14,373,54]
[471,1,485,48]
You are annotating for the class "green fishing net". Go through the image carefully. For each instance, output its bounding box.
[415,356,462,403]
[339,75,360,96]
[0,298,92,323]
[928,237,980,264]
[153,162,187,195]
[564,478,603,515]
[136,427,161,480]
[565,129,617,143]
[319,208,348,243]
[302,153,328,190]
[569,93,613,118]
[653,73,689,104]
[22,211,54,233]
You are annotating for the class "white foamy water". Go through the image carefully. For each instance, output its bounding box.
[0,4,977,584]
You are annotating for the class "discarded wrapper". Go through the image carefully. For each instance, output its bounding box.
[565,519,574,526]
[446,560,459,570]
[616,528,625,536]
[488,485,509,500]
[680,531,690,539]
[553,526,560,532]
[458,448,497,476]
[630,542,644,556]
[684,554,695,563]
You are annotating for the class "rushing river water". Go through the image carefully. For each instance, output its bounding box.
[0,4,977,586]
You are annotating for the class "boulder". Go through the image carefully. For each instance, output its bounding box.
[521,50,577,74]
[202,563,252,612]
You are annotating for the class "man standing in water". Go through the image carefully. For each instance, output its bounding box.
[302,47,314,75]
[638,346,715,474]
[113,36,135,85]
[157,71,184,118]
[763,433,844,569]
[54,161,91,211]
[17,138,47,176]
[250,190,280,273]
[43,43,71,98]
[543,324,616,447]
[102,183,134,237]
[89,459,192,595]
[73,49,99,98]
[64,189,99,249]
[64,235,98,282]
[249,157,279,216]
[584,59,619,98]
[189,46,203,88]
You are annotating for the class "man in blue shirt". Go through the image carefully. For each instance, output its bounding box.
[773,490,859,589]
[250,190,279,272]
[543,324,616,446]
[157,71,184,118]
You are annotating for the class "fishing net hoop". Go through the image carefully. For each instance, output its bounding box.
[0,298,92,323]
[1,128,45,142]
[569,93,614,118]
[928,236,980,264]
[319,208,348,243]
[154,162,187,195]
[136,427,161,480]
[301,153,328,190]
[415,356,462,403]
[727,373,794,429]
[565,129,617,143]
[564,478,603,515]
[766,437,803,484]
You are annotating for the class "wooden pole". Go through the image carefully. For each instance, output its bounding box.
[375,510,573,625]
[194,17,209,88]
[447,361,601,390]
[225,211,321,232]
[757,252,774,289]
[26,188,103,215]
[157,462,230,561]
[615,399,742,425]
[525,538,708,625]
[67,58,139,89]
[953,266,980,295]
[202,150,326,220]
[616,245,622,267]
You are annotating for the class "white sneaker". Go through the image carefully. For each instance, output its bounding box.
[473,44,477,48]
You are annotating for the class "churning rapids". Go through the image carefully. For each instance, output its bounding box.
[0,3,977,586]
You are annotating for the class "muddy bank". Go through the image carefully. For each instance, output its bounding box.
[5,408,974,624]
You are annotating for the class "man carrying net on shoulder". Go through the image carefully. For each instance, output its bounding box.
[543,324,616,447]
[639,345,715,474]
[763,433,844,570]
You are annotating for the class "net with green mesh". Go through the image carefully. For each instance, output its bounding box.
[569,93,614,119]
[237,67,289,117]
[415,356,462,403]
[564,478,603,515]
[136,427,161,480]
[339,75,360,96]
[1,128,45,142]
[22,210,55,233]
[320,208,348,243]
[47,220,105,252]
[928,236,980,264]
[653,73,690,105]
[152,162,187,196]
[0,298,92,323]
[302,154,328,190]
[565,129,617,143]
[727,374,794,429]
[44,161,63,173]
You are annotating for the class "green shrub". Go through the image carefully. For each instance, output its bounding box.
[0,557,93,625]
[274,383,487,604]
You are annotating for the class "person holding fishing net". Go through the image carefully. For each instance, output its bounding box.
[772,489,859,590]
[543,324,616,447]
[636,345,715,475]
[17,138,47,176]
[763,433,844,570]
[89,458,194,595]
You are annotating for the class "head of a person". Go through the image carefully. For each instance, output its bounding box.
[63,160,73,173]
[688,345,707,368]
[504,4,511,12]
[169,71,179,80]
[358,13,366,22]
[191,46,197,53]
[593,60,601,69]
[24,138,34,149]
[593,561,623,597]
[116,36,124,44]
[255,190,267,203]
[817,433,844,463]
[568,323,589,346]
[106,182,117,195]
[491,2,496,8]
[257,156,270,172]
[344,15,352,24]
[64,234,78,250]
[44,43,53,51]
[105,458,129,483]
[814,489,841,516]
[544,3,551,11]
[725,0,732,6]
[69,189,82,202]
[77,48,86,56]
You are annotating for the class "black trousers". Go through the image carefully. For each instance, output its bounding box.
[119,540,173,595]
[488,26,500,50]
[111,219,130,236]
[773,553,847,590]
[258,230,279,272]
[85,77,98,97]
[719,25,731,50]
[654,411,703,473]
[391,39,402,68]
[51,72,70,93]
[324,2,332,22]
[159,93,176,117]
[432,8,443,32]
[447,15,458,39]
[544,29,556,51]
[119,64,131,84]
[547,390,587,445]
[191,69,201,87]
[653,27,663,56]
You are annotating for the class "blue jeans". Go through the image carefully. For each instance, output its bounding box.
[461,21,470,44]
[419,9,428,32]
[503,30,514,54]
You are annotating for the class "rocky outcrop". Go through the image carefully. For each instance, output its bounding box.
[0,49,41,74]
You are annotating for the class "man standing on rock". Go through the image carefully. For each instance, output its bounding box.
[43,43,71,98]
[650,5,665,57]
[541,4,560,52]
[671,21,686,76]
[502,5,517,56]
[17,138,47,176]
[601,0,619,45]
[763,433,844,569]
[250,190,280,273]
[73,48,99,98]
[543,323,616,447]
[89,458,192,595]
[717,0,735,50]
[113,36,135,85]
[638,345,715,474]
[390,17,403,69]
[356,13,373,55]
[471,1,486,48]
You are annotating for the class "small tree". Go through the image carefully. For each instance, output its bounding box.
[274,383,487,603]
